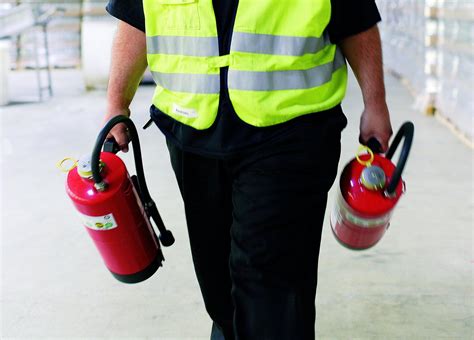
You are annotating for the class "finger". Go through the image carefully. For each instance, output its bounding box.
[373,135,389,153]
[110,124,130,153]
[358,133,371,146]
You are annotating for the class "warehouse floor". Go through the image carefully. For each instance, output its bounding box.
[1,69,472,339]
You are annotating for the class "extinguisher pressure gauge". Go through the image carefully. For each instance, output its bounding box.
[360,166,386,191]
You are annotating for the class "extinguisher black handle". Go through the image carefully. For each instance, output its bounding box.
[103,138,121,154]
[385,121,415,196]
[92,116,136,188]
[366,137,383,154]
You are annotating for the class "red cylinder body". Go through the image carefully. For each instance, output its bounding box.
[330,154,404,250]
[66,152,162,283]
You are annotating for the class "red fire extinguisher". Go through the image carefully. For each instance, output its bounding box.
[331,121,414,250]
[62,116,174,283]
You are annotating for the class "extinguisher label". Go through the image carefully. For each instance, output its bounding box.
[79,212,118,231]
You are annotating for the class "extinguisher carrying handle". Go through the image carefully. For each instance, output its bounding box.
[103,140,148,222]
[366,137,383,154]
[91,115,175,247]
[385,121,415,196]
[103,138,121,154]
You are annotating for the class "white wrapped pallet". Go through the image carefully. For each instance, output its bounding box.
[8,2,83,69]
[81,0,115,90]
[0,4,35,38]
[377,0,473,145]
[436,0,473,141]
[377,0,428,95]
[0,40,10,105]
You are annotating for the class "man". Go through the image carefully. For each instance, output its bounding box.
[104,1,392,339]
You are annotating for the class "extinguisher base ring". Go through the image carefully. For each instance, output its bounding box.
[109,251,164,284]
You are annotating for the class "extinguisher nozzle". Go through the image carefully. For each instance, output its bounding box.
[159,229,175,247]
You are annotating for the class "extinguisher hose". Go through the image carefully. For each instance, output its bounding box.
[91,115,175,247]
[385,121,415,196]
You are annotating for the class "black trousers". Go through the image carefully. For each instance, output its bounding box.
[166,112,347,340]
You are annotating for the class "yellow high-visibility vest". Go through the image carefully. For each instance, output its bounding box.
[143,0,348,129]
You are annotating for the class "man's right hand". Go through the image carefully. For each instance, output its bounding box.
[103,109,131,153]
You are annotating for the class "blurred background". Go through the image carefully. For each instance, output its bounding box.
[378,0,473,146]
[0,0,472,144]
[1,0,473,339]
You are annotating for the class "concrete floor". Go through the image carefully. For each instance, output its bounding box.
[1,69,472,339]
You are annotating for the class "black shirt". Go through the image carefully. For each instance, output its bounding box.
[106,0,381,158]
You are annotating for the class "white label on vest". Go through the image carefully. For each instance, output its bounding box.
[79,212,118,231]
[172,104,198,118]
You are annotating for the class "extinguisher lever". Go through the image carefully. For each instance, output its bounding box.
[103,138,121,154]
[385,121,415,196]
[131,175,174,247]
[144,200,175,247]
[366,137,383,154]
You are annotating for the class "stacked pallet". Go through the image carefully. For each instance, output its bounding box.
[435,0,473,142]
[378,0,428,96]
[7,0,108,69]
[377,0,473,145]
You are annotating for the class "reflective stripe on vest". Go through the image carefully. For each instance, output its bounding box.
[229,48,345,91]
[231,32,331,56]
[146,36,219,57]
[151,71,220,94]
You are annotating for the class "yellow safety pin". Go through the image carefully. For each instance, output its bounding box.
[355,145,374,167]
[56,157,78,173]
